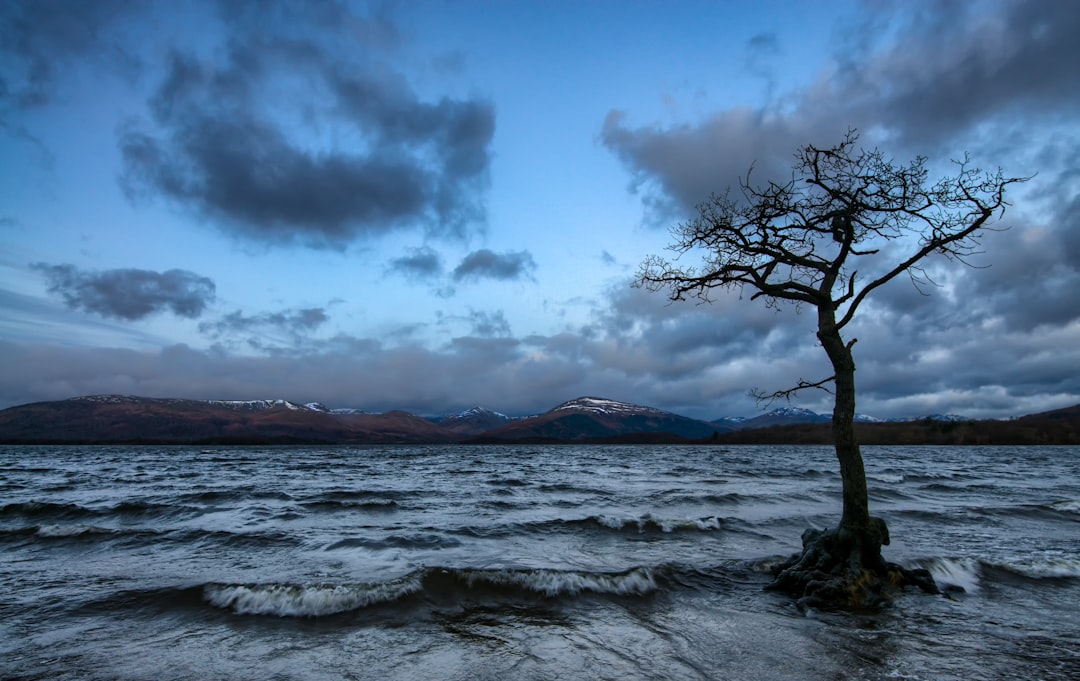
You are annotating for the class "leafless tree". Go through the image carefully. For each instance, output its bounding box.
[636,131,1026,608]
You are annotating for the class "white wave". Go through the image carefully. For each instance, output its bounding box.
[1000,555,1080,579]
[593,513,721,533]
[464,567,659,597]
[1050,500,1080,513]
[36,524,112,537]
[595,515,628,530]
[654,516,722,532]
[204,577,421,617]
[868,473,904,484]
[923,558,981,593]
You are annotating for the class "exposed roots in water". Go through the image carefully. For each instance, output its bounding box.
[766,517,939,611]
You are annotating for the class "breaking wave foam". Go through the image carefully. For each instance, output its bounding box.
[204,577,422,617]
[920,553,1080,593]
[1050,500,1080,513]
[590,514,725,533]
[996,555,1080,580]
[922,557,982,593]
[450,566,660,598]
[202,565,662,617]
[35,524,116,538]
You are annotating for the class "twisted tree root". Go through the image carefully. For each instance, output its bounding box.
[766,518,939,611]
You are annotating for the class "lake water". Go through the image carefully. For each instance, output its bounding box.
[1,444,1078,680]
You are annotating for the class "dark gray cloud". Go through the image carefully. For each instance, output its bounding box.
[948,212,1080,331]
[435,308,512,339]
[602,0,1080,217]
[389,248,444,280]
[448,335,520,360]
[118,3,494,249]
[601,108,826,223]
[0,0,139,111]
[0,285,171,347]
[746,32,778,54]
[841,0,1080,151]
[585,271,1080,420]
[847,308,1080,418]
[119,117,431,247]
[743,31,779,89]
[456,309,513,338]
[452,249,537,283]
[572,283,827,411]
[31,263,215,320]
[199,307,328,340]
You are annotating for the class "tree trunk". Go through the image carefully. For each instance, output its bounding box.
[816,312,870,535]
[764,306,938,608]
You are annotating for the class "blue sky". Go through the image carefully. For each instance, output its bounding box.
[2,0,1078,420]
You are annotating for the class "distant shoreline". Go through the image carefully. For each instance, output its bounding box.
[2,396,1077,446]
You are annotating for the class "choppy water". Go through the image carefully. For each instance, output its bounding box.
[1,444,1078,680]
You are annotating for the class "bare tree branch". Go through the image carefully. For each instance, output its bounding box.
[635,131,1028,330]
[750,375,836,408]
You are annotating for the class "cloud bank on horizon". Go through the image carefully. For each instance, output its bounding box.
[1,0,1078,421]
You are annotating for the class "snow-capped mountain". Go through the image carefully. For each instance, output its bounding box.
[1,394,1073,445]
[479,396,722,442]
[75,395,324,412]
[206,399,308,411]
[204,400,367,414]
[733,407,832,430]
[432,407,518,436]
[711,416,748,427]
[887,414,968,423]
[712,407,828,430]
[712,407,946,429]
[456,406,515,420]
[1,395,450,444]
[551,396,667,416]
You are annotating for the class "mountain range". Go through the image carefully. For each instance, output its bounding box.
[0,394,1077,445]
